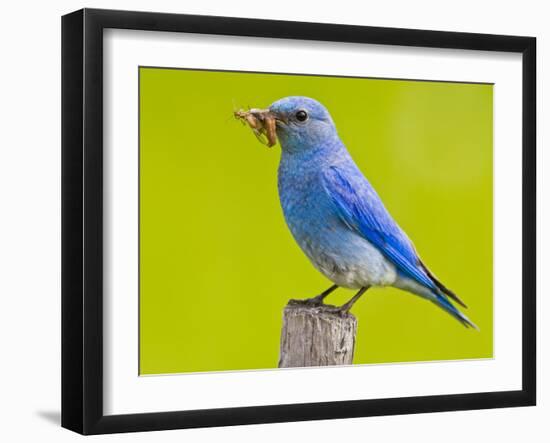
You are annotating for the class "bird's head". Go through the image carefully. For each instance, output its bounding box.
[235,96,339,154]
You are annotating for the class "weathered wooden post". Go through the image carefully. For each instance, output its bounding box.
[278,300,358,368]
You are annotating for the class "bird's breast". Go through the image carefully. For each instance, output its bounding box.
[277,161,397,288]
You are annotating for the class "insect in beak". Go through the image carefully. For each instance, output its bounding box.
[234,108,280,148]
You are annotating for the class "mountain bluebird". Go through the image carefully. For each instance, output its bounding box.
[236,96,477,329]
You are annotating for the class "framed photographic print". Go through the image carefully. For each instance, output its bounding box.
[61,8,536,435]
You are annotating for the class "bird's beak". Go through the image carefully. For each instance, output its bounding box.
[234,108,284,148]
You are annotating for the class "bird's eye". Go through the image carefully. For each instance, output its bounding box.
[295,110,308,122]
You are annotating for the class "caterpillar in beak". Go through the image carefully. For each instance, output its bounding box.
[234,108,277,148]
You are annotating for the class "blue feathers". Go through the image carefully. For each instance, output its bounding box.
[322,166,438,293]
[268,96,477,329]
[322,165,477,329]
[432,293,478,329]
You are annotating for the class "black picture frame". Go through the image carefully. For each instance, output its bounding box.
[62,8,536,435]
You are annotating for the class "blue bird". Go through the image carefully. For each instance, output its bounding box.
[238,96,477,329]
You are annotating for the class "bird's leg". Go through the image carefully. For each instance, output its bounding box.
[305,284,339,306]
[290,284,338,307]
[337,286,370,313]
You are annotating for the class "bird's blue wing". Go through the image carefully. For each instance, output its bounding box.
[322,165,438,292]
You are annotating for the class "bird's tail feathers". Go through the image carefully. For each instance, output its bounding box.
[432,292,479,330]
[418,259,468,308]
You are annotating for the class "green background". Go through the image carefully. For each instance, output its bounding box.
[139,67,493,375]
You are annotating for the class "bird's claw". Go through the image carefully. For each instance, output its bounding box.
[320,305,352,317]
[288,298,352,317]
[288,296,324,307]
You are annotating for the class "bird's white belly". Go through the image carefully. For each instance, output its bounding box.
[299,233,398,289]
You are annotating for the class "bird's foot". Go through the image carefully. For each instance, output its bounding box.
[288,295,326,307]
[319,304,353,318]
[287,299,353,318]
